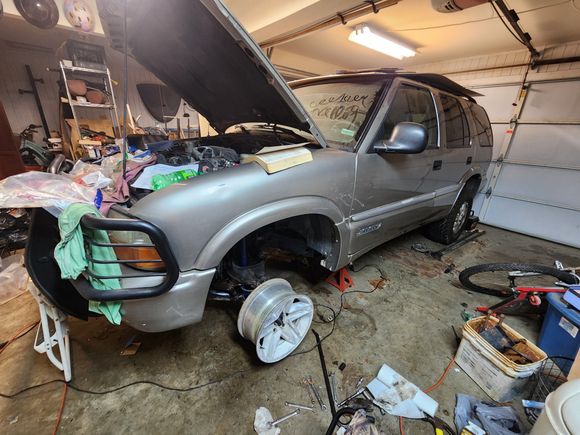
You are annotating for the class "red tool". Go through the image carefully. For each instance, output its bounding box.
[325,268,354,293]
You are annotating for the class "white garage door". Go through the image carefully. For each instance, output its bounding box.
[472,79,580,248]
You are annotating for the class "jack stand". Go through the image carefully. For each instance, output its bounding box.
[325,267,354,293]
[28,283,72,381]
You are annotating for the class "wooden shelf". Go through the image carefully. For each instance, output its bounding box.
[61,64,108,75]
[61,97,114,109]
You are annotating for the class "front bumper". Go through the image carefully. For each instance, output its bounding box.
[26,207,216,332]
[121,267,215,332]
[71,207,216,332]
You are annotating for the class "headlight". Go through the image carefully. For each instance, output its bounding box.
[107,209,165,272]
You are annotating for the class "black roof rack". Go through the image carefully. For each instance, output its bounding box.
[295,69,482,102]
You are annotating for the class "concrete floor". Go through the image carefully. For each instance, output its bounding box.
[1,224,579,434]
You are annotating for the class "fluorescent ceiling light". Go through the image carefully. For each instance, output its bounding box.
[348,25,415,60]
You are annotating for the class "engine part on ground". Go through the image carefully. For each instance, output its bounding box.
[237,278,313,363]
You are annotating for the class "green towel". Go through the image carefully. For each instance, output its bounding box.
[54,203,122,325]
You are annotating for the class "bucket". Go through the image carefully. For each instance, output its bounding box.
[456,316,547,402]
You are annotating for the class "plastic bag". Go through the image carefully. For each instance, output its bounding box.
[68,160,113,189]
[0,254,29,305]
[455,394,523,435]
[0,172,97,214]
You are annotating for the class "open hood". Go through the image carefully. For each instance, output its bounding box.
[100,0,326,144]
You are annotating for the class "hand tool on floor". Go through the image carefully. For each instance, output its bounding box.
[337,387,366,408]
[268,409,300,428]
[308,375,327,411]
[285,402,314,412]
[302,377,316,405]
[329,372,338,407]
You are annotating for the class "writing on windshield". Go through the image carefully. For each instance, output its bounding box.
[293,80,384,149]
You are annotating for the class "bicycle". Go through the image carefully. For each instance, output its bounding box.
[459,261,580,315]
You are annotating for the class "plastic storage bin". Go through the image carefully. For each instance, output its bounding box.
[538,293,580,374]
[456,316,547,402]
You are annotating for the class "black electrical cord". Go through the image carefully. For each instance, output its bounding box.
[487,0,527,46]
[0,368,252,399]
[391,0,567,32]
[289,263,387,357]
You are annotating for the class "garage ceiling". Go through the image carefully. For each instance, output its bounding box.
[226,0,580,69]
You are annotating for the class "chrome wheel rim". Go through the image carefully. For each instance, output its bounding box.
[237,278,313,363]
[453,202,470,234]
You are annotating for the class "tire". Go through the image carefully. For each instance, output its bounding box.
[459,263,579,297]
[424,187,474,245]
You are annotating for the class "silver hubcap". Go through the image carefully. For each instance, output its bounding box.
[238,279,313,363]
[453,202,469,234]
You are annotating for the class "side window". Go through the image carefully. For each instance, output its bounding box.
[440,94,470,148]
[381,84,438,149]
[469,103,493,147]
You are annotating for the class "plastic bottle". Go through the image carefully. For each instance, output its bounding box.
[151,169,198,190]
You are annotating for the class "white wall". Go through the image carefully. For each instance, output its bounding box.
[411,40,580,87]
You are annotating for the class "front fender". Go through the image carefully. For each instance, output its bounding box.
[193,196,349,270]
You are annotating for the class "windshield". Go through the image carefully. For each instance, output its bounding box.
[292,79,387,150]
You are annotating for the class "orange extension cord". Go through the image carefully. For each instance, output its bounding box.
[1,320,67,434]
[399,356,457,435]
[0,321,39,356]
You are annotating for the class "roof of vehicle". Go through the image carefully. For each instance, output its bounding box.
[290,69,482,102]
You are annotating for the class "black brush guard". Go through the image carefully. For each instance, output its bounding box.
[71,206,179,302]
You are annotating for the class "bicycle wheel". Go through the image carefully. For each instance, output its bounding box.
[459,263,579,297]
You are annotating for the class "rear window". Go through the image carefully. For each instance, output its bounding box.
[469,103,493,147]
[440,94,470,148]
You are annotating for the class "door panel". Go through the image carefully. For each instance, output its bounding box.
[350,81,438,255]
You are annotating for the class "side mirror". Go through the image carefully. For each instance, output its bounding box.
[374,122,428,154]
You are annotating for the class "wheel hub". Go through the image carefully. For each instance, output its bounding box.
[453,202,469,234]
[237,278,313,363]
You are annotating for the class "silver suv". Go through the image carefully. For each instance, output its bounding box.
[26,0,492,362]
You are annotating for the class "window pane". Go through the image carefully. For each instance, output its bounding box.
[441,95,470,148]
[382,84,438,148]
[293,80,385,150]
[469,103,493,147]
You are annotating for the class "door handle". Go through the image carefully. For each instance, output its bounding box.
[466,156,473,165]
[433,160,442,170]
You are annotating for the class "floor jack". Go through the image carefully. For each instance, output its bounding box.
[413,215,485,260]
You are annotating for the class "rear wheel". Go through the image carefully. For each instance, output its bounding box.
[424,188,474,244]
[459,263,579,297]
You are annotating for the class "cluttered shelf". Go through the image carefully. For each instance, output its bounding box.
[60,98,115,109]
[60,64,109,75]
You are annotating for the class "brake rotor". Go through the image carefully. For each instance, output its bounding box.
[238,278,313,363]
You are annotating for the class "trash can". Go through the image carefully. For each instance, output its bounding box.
[538,293,580,374]
[530,379,580,435]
